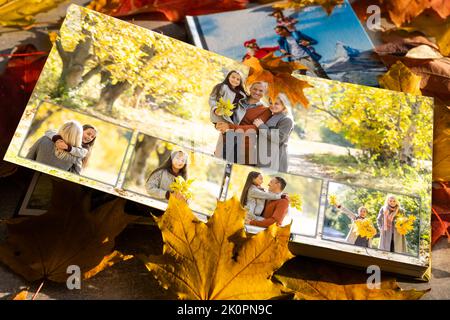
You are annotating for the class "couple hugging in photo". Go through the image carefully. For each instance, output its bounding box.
[209,70,294,172]
[332,195,409,253]
[26,120,97,174]
[240,171,290,228]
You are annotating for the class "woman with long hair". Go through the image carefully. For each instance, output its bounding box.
[26,120,84,172]
[209,70,248,124]
[145,150,189,202]
[377,195,407,253]
[240,171,283,219]
[45,124,98,173]
[253,92,294,172]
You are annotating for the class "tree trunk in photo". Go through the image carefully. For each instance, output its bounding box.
[128,135,158,187]
[97,80,131,113]
[400,99,420,166]
[27,107,62,138]
[133,85,144,108]
[55,35,93,96]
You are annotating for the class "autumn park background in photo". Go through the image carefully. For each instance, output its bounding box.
[0,0,449,301]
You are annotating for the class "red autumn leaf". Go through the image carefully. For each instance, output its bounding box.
[87,0,249,22]
[432,183,450,246]
[0,44,47,176]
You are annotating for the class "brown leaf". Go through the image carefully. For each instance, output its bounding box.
[0,180,137,282]
[378,60,422,94]
[243,53,311,107]
[381,0,450,26]
[275,257,429,300]
[433,104,450,180]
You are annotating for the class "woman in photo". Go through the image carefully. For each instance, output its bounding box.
[253,93,294,172]
[377,195,407,253]
[145,150,189,202]
[240,171,283,220]
[209,70,247,125]
[215,81,272,164]
[332,202,372,248]
[26,120,84,173]
[45,124,98,173]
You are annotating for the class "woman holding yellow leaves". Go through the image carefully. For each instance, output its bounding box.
[377,195,407,253]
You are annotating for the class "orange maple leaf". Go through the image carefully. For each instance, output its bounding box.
[243,53,311,108]
[381,0,450,26]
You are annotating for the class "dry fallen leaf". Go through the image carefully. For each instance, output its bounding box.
[0,180,136,283]
[0,0,67,27]
[243,53,311,107]
[380,0,450,27]
[273,0,345,15]
[275,257,429,300]
[406,44,443,59]
[142,196,294,300]
[378,60,422,94]
[87,0,249,22]
[12,290,29,300]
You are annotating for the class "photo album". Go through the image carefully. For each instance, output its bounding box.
[4,4,434,278]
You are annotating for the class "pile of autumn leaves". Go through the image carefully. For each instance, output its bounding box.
[0,180,427,300]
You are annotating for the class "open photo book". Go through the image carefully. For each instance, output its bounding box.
[4,5,433,279]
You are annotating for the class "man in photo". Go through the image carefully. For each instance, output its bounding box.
[248,176,290,227]
[274,25,329,79]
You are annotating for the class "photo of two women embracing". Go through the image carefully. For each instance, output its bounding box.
[209,70,294,173]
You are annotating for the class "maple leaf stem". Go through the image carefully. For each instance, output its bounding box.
[31,281,44,300]
[432,207,450,238]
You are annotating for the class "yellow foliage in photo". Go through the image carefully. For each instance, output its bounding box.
[353,219,377,240]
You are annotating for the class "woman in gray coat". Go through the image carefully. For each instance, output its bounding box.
[253,93,294,172]
[377,195,407,253]
[145,150,189,202]
[26,120,84,173]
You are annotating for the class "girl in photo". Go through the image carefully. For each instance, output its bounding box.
[26,120,84,173]
[377,195,407,253]
[253,93,294,172]
[45,124,98,173]
[332,202,372,248]
[145,150,189,202]
[240,171,283,220]
[209,70,247,124]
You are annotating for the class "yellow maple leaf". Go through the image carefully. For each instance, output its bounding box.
[275,258,429,300]
[169,176,194,200]
[378,61,422,95]
[353,219,377,240]
[328,194,338,207]
[243,53,311,108]
[273,0,344,15]
[142,197,294,299]
[215,97,236,117]
[0,0,67,27]
[289,194,303,211]
[395,214,416,236]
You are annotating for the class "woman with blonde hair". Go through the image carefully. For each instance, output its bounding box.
[332,202,372,248]
[377,195,407,253]
[26,120,84,173]
[45,124,98,171]
[253,92,294,172]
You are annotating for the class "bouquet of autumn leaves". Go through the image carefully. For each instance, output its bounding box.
[215,98,235,117]
[169,176,194,200]
[395,214,416,236]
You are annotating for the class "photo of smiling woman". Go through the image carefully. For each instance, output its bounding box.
[145,150,189,203]
[253,92,294,172]
[26,120,85,173]
[43,124,98,173]
[377,195,407,253]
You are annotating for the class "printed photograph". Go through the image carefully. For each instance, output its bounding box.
[226,164,322,237]
[323,182,423,257]
[19,101,132,185]
[123,133,228,216]
[187,0,386,86]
